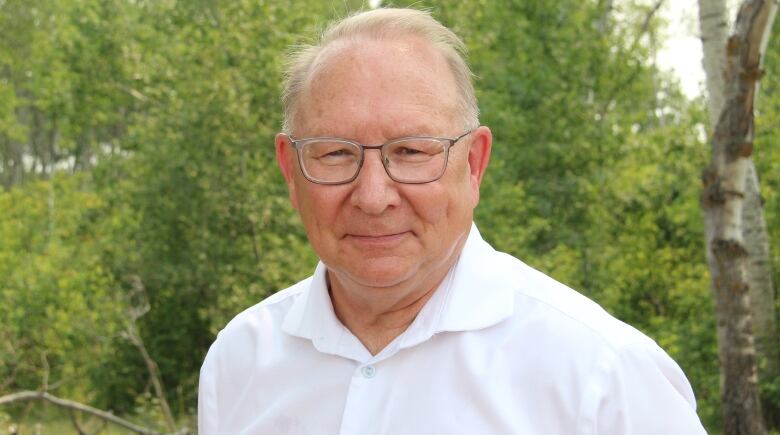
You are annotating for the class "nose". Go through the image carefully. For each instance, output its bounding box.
[349,149,401,215]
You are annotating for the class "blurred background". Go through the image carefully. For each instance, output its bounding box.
[1,0,779,433]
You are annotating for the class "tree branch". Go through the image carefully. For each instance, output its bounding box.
[69,408,87,435]
[124,275,178,433]
[0,391,172,434]
[599,0,666,116]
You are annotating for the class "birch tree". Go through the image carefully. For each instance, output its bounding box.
[699,0,778,433]
[699,0,778,361]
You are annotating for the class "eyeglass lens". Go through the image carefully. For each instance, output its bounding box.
[299,138,448,184]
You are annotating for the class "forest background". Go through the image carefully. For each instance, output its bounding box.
[1,0,779,433]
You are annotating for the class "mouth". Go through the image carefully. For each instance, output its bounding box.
[344,231,411,246]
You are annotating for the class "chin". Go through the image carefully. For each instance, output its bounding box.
[340,259,416,289]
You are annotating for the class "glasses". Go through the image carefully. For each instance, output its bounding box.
[287,130,472,185]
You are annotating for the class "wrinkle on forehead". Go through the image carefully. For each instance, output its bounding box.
[295,35,460,138]
[309,35,448,82]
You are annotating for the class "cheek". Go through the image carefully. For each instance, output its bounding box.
[408,163,475,225]
[405,185,456,226]
[295,181,347,229]
[446,158,479,214]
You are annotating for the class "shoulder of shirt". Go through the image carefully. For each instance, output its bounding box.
[213,275,312,341]
[484,245,654,351]
[259,275,312,307]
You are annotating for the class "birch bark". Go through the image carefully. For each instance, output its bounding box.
[699,1,778,433]
[699,0,729,128]
[699,0,777,358]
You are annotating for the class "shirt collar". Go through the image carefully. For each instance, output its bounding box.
[281,262,372,361]
[401,223,516,346]
[281,223,515,360]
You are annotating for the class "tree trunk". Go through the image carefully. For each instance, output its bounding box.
[699,0,730,129]
[742,163,776,351]
[699,0,779,431]
[699,0,778,360]
[700,1,778,433]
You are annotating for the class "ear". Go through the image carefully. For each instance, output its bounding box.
[466,126,492,205]
[275,132,300,210]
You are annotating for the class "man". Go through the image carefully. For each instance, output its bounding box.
[199,8,707,434]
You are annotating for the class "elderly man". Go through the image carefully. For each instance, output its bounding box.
[199,8,706,434]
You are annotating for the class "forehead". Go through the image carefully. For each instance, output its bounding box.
[296,36,459,138]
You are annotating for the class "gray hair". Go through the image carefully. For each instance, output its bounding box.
[280,8,479,134]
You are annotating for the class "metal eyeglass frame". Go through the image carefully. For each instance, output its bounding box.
[287,130,473,185]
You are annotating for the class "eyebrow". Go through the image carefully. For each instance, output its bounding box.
[294,126,449,140]
[292,132,452,142]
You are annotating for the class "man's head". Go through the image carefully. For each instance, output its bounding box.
[280,8,479,135]
[275,8,492,293]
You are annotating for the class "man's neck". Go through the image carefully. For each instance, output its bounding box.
[327,265,451,356]
[326,228,470,355]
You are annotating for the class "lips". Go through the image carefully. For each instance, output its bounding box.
[344,231,410,246]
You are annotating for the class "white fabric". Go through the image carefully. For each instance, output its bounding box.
[199,224,706,434]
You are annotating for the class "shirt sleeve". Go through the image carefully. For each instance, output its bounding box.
[582,340,708,435]
[198,345,220,435]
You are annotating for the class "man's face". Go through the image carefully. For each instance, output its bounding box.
[276,36,491,292]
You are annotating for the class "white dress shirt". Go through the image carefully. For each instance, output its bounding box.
[199,225,707,434]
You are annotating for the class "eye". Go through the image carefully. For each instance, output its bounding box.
[304,141,360,165]
[324,149,351,157]
[320,146,359,160]
[387,139,444,162]
[396,147,423,156]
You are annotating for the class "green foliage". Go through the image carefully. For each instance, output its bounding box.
[0,0,339,418]
[64,0,339,413]
[754,13,780,428]
[0,174,125,407]
[757,10,780,310]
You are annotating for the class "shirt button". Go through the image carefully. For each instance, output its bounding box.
[361,365,376,378]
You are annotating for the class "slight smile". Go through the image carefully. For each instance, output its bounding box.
[344,231,411,246]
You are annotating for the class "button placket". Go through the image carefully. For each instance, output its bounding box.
[338,363,382,434]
